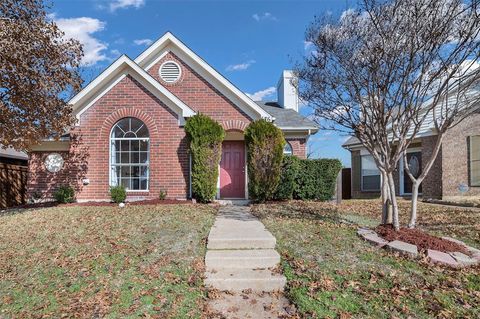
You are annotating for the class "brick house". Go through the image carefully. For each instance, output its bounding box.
[343,109,480,200]
[27,32,318,202]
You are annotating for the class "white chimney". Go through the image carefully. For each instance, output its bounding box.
[277,70,299,112]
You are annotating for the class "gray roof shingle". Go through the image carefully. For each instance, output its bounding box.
[255,102,319,131]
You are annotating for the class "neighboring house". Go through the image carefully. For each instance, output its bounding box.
[343,108,480,200]
[27,32,318,202]
[0,147,28,208]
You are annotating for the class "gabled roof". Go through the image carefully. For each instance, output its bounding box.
[256,102,319,133]
[342,136,361,148]
[69,55,196,123]
[134,32,273,121]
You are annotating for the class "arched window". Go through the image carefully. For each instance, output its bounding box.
[110,117,150,190]
[283,142,293,156]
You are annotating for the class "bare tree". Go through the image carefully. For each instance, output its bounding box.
[404,67,480,228]
[296,0,480,230]
[0,0,83,150]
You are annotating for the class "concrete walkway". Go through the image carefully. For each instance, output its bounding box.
[205,205,293,318]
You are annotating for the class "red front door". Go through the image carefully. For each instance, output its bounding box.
[220,141,246,198]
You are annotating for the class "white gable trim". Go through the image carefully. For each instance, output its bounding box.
[69,55,196,125]
[134,32,274,121]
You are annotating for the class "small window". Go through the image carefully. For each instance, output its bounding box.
[469,136,480,186]
[283,142,293,156]
[361,155,381,191]
[159,61,181,83]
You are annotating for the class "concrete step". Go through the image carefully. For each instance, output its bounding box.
[205,268,286,292]
[215,199,251,206]
[206,249,280,269]
[207,236,276,250]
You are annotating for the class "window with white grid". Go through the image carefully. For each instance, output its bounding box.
[110,117,149,191]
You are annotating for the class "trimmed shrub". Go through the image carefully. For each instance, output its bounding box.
[185,114,225,203]
[295,159,342,201]
[274,155,301,200]
[110,185,126,203]
[245,119,285,202]
[159,189,167,200]
[53,185,75,203]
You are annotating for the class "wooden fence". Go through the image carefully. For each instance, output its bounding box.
[0,163,28,209]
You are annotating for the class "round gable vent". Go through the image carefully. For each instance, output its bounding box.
[159,61,181,83]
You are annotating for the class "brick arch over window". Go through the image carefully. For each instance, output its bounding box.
[100,108,160,141]
[221,120,249,132]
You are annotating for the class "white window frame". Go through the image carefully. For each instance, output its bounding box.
[109,118,150,192]
[361,155,381,191]
[283,142,293,156]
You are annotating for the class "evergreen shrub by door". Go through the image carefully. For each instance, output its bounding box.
[185,114,225,203]
[245,119,285,202]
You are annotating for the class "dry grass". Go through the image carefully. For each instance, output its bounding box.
[0,204,216,318]
[253,201,480,319]
[337,198,480,246]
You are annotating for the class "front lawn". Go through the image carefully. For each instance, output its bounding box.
[337,198,480,247]
[253,201,480,319]
[0,204,216,318]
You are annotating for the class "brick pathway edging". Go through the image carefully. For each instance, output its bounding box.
[357,228,480,268]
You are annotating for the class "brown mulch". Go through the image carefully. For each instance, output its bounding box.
[375,224,471,255]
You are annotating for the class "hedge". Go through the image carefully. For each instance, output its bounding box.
[294,158,342,201]
[274,157,342,201]
[245,119,285,202]
[274,155,300,200]
[185,114,225,203]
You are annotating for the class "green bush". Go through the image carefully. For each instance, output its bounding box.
[294,159,342,201]
[53,185,75,203]
[110,185,126,203]
[159,189,167,200]
[185,114,225,203]
[245,119,285,202]
[275,155,301,200]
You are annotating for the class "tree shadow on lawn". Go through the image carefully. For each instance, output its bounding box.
[253,200,359,226]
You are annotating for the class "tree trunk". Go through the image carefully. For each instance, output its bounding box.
[387,172,400,230]
[381,171,392,224]
[408,181,420,228]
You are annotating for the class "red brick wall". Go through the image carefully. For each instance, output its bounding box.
[441,110,480,198]
[28,75,189,201]
[286,138,307,159]
[147,52,253,130]
[420,135,443,199]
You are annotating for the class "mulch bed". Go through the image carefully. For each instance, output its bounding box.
[375,224,470,255]
[6,199,193,210]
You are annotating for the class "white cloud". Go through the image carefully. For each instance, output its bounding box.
[303,40,314,51]
[226,60,256,72]
[113,37,125,45]
[340,8,356,21]
[109,0,145,12]
[246,87,276,101]
[252,12,278,22]
[110,49,121,57]
[55,17,108,66]
[134,38,153,46]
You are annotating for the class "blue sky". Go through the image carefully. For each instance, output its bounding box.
[51,0,353,166]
